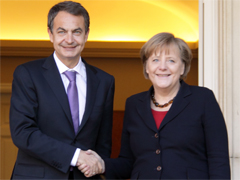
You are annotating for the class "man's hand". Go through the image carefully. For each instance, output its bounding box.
[77,150,105,178]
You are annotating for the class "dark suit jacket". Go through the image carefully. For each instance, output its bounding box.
[10,54,115,179]
[105,81,230,180]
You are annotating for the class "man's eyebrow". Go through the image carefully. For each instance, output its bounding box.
[56,27,83,32]
[73,27,83,31]
[57,27,66,31]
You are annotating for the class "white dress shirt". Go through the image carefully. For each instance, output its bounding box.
[53,52,86,166]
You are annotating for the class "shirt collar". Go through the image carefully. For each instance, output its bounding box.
[53,52,86,79]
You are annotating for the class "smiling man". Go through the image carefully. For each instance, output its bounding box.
[9,1,114,179]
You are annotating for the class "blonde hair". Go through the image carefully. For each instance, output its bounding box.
[140,32,192,80]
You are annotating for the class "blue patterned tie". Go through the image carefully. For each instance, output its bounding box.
[64,71,79,134]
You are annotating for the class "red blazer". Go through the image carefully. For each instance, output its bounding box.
[10,54,115,179]
[105,81,230,179]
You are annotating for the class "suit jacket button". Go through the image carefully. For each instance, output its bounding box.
[154,133,158,138]
[157,166,162,171]
[156,149,160,154]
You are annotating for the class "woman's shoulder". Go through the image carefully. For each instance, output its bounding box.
[183,81,213,93]
[124,90,150,107]
[127,90,149,100]
[184,82,215,99]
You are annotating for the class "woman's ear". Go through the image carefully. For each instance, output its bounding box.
[145,61,149,74]
[180,62,185,75]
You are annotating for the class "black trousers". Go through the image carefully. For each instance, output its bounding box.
[68,171,74,180]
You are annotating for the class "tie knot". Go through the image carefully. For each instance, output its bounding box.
[64,71,77,82]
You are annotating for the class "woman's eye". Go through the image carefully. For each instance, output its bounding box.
[168,59,175,63]
[153,59,159,62]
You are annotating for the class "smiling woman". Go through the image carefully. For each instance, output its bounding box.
[103,32,230,180]
[0,0,198,43]
[145,46,185,95]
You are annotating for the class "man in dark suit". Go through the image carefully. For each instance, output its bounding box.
[9,1,114,179]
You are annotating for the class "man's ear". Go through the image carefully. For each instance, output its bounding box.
[84,29,90,43]
[48,28,53,43]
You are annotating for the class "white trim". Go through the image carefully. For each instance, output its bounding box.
[198,0,204,87]
[200,0,219,98]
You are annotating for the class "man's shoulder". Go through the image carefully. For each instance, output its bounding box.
[13,56,52,77]
[18,57,49,69]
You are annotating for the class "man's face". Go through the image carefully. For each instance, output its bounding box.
[48,11,89,64]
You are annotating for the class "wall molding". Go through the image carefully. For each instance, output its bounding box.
[0,83,12,93]
[0,40,198,59]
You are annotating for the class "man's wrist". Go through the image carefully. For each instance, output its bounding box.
[70,148,81,166]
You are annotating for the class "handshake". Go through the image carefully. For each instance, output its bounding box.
[77,150,105,178]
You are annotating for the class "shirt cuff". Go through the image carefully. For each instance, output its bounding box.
[70,148,81,166]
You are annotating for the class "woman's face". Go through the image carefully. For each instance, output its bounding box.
[146,45,184,92]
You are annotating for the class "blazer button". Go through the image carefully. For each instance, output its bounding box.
[157,166,162,171]
[154,133,158,138]
[156,149,161,154]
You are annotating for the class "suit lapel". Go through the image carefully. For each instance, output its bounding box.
[42,55,72,124]
[77,60,100,133]
[136,87,158,132]
[159,81,191,130]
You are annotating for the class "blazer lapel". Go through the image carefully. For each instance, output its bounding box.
[136,87,158,132]
[77,60,100,133]
[159,81,191,130]
[42,54,72,124]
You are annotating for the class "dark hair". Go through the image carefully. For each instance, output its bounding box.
[140,32,192,80]
[48,1,90,33]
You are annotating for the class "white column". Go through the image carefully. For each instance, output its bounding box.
[232,0,240,178]
[199,0,240,179]
[198,0,219,97]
